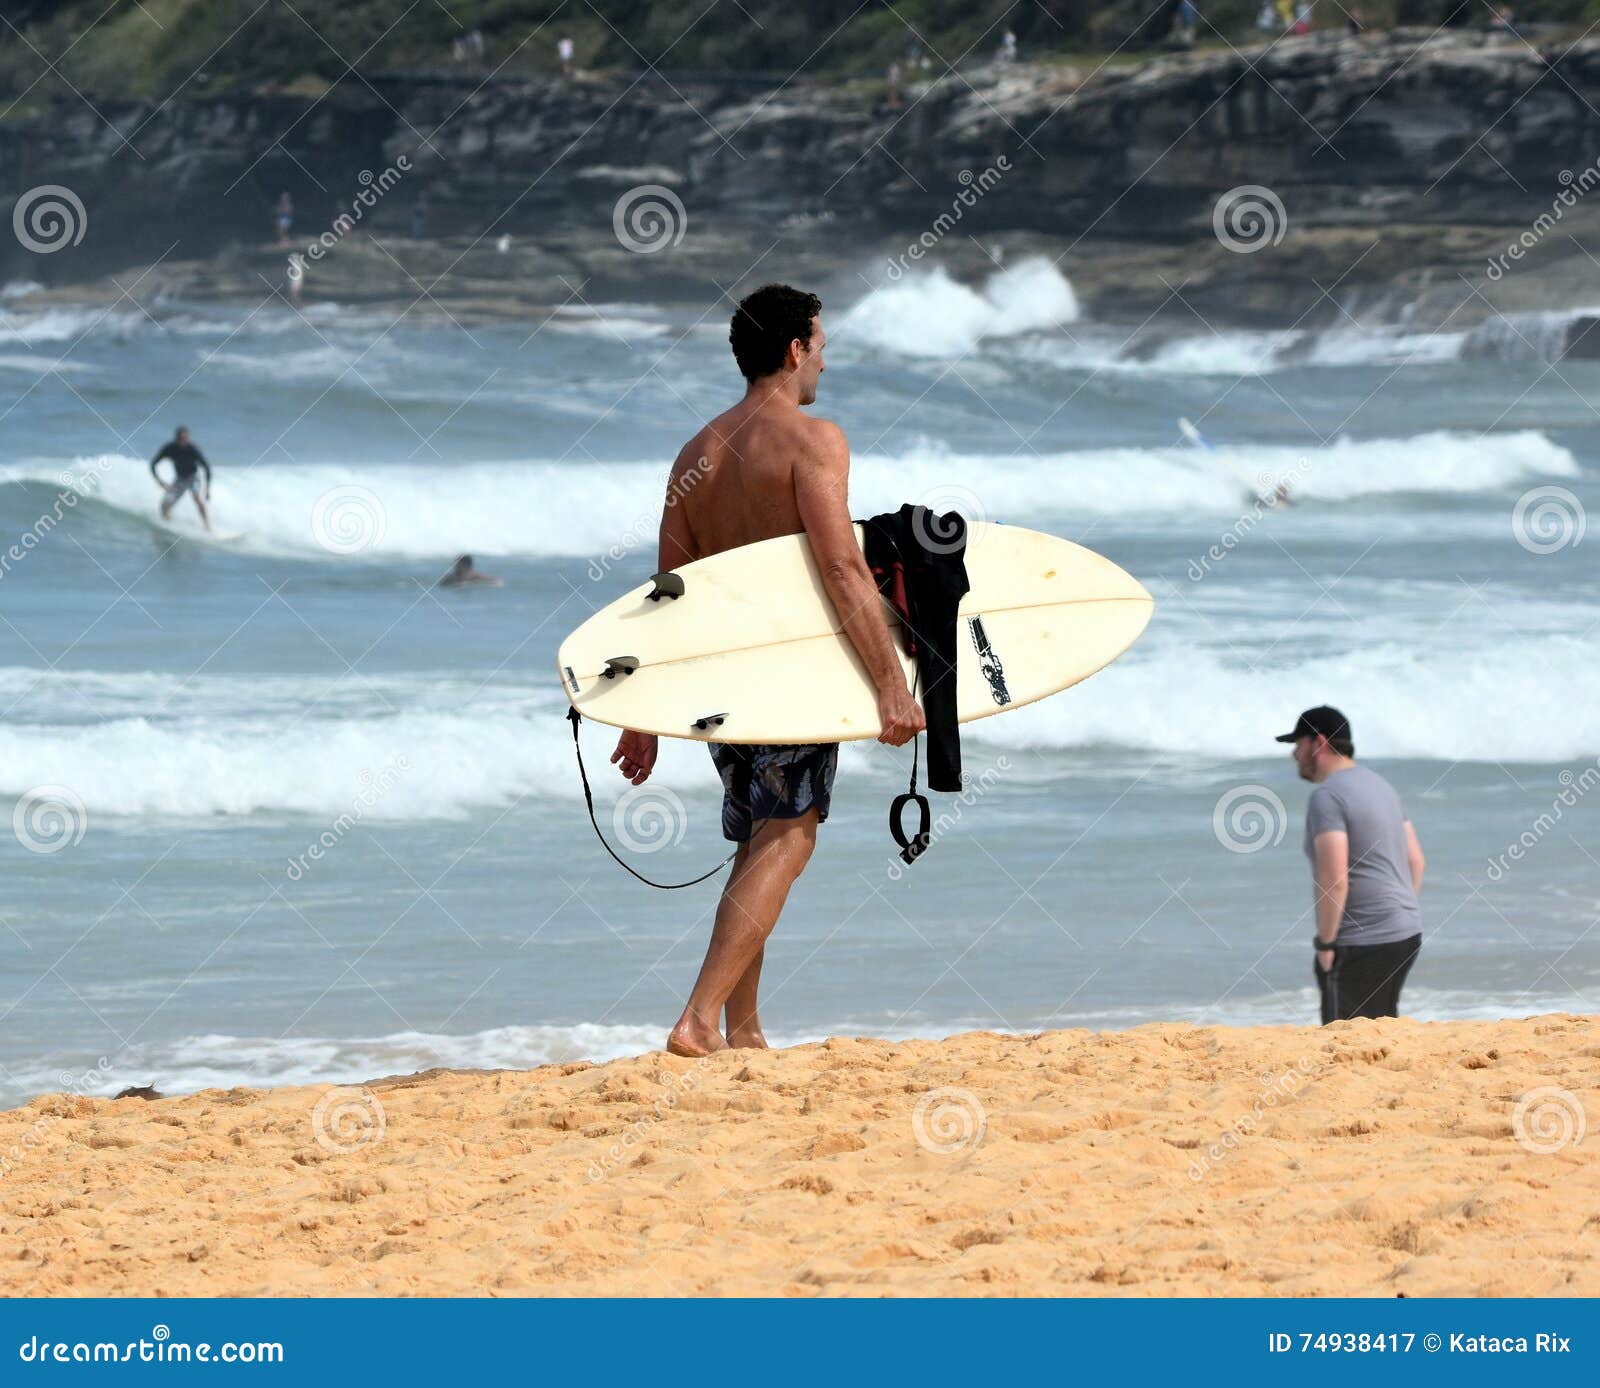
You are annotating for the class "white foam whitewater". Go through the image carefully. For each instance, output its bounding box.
[0,668,725,819]
[966,634,1600,764]
[8,983,1591,1102]
[840,257,1079,357]
[2,427,1573,561]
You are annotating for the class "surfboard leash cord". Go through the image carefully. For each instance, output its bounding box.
[566,707,757,890]
[567,700,932,885]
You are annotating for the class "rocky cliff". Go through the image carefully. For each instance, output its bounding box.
[5,29,1598,328]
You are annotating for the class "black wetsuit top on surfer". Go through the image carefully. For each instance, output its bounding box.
[150,439,211,487]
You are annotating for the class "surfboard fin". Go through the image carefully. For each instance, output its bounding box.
[692,713,727,732]
[602,656,640,679]
[648,572,685,602]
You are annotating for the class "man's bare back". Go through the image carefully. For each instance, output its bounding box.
[665,401,830,564]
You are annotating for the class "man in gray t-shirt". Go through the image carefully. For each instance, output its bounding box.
[1277,706,1425,1024]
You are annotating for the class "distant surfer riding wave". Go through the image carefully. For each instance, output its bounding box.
[150,426,213,532]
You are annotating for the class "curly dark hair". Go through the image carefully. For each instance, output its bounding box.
[729,284,821,382]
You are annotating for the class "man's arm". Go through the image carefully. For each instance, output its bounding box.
[611,453,703,784]
[196,451,212,490]
[150,445,169,482]
[1313,830,1349,948]
[1404,820,1425,895]
[794,421,922,747]
[657,448,700,572]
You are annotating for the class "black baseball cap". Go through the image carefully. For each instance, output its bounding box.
[1275,705,1351,744]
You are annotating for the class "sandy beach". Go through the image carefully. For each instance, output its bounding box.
[1,1016,1595,1297]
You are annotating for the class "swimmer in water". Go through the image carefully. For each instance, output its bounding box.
[439,554,502,587]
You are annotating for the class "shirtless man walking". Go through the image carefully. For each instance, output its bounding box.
[610,284,923,1057]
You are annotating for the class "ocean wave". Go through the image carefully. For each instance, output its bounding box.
[0,305,145,345]
[1,428,1575,561]
[2,613,1592,834]
[840,256,1079,357]
[8,988,1589,1101]
[966,634,1600,764]
[0,706,581,819]
[3,1023,668,1101]
[863,428,1578,515]
[0,300,344,347]
[0,668,733,818]
[0,352,95,375]
[1009,323,1479,376]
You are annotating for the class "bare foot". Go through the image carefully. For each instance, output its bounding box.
[725,1025,768,1049]
[666,1017,727,1057]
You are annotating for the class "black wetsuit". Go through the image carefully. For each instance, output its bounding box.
[150,440,211,487]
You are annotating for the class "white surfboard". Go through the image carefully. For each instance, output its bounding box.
[151,514,246,544]
[558,522,1153,744]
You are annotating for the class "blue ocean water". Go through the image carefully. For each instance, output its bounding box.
[1,259,1596,1104]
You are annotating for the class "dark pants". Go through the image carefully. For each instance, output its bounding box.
[1315,933,1420,1024]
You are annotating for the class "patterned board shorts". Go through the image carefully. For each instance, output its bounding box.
[708,742,838,843]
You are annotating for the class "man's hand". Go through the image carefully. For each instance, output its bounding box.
[1316,947,1335,974]
[876,684,925,748]
[611,730,658,785]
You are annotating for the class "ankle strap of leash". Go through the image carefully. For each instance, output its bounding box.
[889,730,931,866]
[889,662,931,867]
